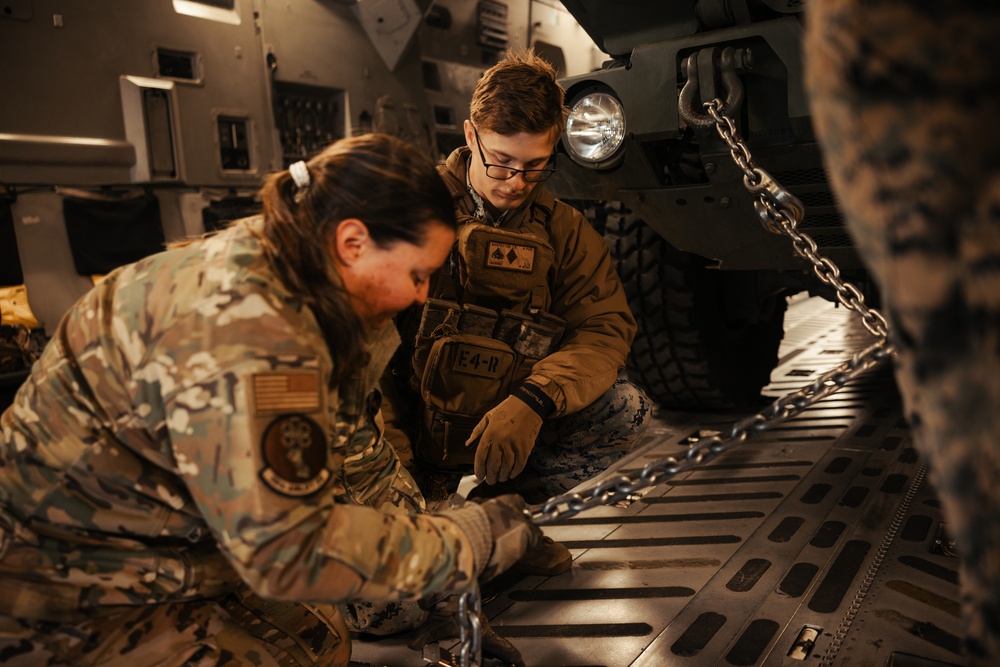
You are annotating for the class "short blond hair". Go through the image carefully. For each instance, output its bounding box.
[470,49,568,137]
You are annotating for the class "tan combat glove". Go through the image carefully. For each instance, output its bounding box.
[468,395,543,485]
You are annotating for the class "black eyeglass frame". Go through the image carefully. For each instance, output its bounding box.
[472,126,557,183]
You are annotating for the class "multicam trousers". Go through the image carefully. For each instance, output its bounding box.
[336,436,434,636]
[0,440,433,664]
[0,590,350,667]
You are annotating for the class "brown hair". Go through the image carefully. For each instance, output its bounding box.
[470,48,569,137]
[258,133,456,387]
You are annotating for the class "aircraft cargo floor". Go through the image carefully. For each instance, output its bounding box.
[351,294,965,667]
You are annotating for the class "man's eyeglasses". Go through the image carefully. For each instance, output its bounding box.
[473,126,556,183]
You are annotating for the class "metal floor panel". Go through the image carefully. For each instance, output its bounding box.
[351,295,965,667]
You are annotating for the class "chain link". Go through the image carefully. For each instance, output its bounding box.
[456,588,482,667]
[529,338,891,524]
[528,99,895,526]
[450,97,896,663]
[704,100,889,339]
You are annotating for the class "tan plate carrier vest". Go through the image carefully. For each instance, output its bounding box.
[409,221,566,472]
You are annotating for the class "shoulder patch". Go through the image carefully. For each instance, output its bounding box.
[252,371,321,415]
[259,414,330,497]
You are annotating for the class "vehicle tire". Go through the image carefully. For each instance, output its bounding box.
[600,201,787,410]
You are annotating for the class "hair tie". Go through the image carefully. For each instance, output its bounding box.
[289,160,311,189]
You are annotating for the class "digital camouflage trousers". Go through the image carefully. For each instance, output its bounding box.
[805,0,1000,663]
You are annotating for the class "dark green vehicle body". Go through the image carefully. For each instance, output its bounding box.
[548,0,871,409]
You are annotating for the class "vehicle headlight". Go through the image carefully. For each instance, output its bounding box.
[564,92,626,167]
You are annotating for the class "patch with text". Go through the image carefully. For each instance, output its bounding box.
[485,240,535,273]
[259,413,330,496]
[452,343,504,378]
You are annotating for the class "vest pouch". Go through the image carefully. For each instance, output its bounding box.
[410,298,461,391]
[415,334,517,471]
[417,411,482,470]
[456,223,554,306]
[513,320,560,359]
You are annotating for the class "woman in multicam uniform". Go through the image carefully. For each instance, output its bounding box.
[0,133,539,666]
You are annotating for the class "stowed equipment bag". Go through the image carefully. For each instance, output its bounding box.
[410,223,566,471]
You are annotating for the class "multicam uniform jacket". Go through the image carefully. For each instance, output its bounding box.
[0,216,478,623]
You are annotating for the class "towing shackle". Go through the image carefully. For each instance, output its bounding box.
[679,46,753,129]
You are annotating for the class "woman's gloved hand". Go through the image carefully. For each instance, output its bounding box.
[440,493,542,582]
[467,395,543,485]
[477,494,542,581]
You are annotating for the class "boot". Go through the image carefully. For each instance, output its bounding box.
[512,535,572,576]
[407,611,525,667]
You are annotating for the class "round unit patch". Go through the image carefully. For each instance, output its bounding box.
[260,414,330,496]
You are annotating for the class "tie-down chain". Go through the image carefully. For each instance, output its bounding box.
[436,98,895,667]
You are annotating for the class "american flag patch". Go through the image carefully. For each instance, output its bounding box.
[252,372,321,414]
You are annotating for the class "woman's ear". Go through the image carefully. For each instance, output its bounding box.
[329,218,370,267]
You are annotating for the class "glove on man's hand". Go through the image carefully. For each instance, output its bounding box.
[467,395,542,485]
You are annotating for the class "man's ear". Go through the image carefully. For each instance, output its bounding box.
[463,119,476,151]
[330,218,370,267]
